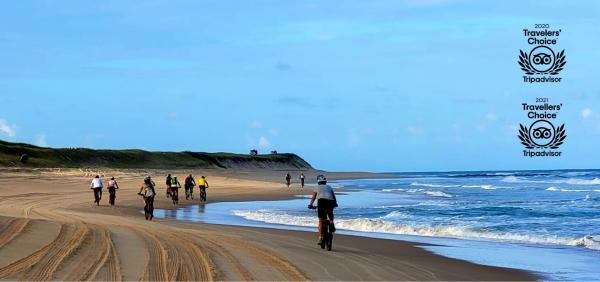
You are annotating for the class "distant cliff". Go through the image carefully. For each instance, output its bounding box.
[0,140,312,170]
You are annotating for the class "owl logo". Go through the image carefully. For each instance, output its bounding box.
[518,120,566,149]
[519,45,566,75]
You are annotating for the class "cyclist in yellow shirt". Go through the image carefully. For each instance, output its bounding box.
[198,176,209,202]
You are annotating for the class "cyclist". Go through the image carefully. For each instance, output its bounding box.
[107,176,119,206]
[165,174,172,198]
[308,175,338,245]
[90,175,103,206]
[138,176,156,220]
[300,173,305,188]
[184,174,196,200]
[170,175,181,204]
[198,176,209,201]
[285,173,291,188]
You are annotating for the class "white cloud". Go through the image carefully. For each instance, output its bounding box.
[0,119,16,137]
[35,133,48,147]
[258,136,270,148]
[250,121,262,129]
[347,128,360,147]
[407,126,424,136]
[581,108,593,119]
[485,112,498,122]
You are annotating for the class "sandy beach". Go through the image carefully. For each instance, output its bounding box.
[0,168,537,281]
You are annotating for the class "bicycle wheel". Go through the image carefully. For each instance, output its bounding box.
[320,227,327,249]
[327,228,333,251]
[144,204,149,220]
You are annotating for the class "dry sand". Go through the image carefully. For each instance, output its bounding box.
[0,168,537,281]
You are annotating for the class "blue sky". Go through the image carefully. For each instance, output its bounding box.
[1,0,599,172]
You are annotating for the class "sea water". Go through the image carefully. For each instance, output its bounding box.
[155,170,600,280]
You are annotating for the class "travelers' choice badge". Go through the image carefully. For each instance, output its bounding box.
[519,25,566,83]
[519,100,566,157]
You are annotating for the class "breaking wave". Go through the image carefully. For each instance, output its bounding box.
[232,209,600,251]
[381,188,453,198]
[408,182,504,190]
[546,187,600,193]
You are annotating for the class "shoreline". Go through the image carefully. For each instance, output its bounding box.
[0,168,538,281]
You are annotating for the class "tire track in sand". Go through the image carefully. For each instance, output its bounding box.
[220,237,307,281]
[137,230,168,281]
[0,224,66,279]
[174,232,214,281]
[62,227,114,281]
[0,218,29,249]
[22,223,89,281]
[187,233,252,281]
[102,229,122,281]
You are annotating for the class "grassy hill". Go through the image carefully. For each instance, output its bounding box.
[0,140,312,170]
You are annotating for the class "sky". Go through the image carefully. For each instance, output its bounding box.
[1,0,599,172]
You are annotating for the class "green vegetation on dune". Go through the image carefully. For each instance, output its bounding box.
[0,140,312,170]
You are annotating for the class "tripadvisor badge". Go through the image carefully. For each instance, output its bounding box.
[518,25,566,83]
[518,100,566,157]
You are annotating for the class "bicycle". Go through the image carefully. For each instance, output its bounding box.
[185,185,194,200]
[308,205,334,251]
[138,193,154,221]
[171,187,179,205]
[199,186,207,202]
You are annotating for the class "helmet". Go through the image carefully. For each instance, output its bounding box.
[316,175,327,183]
[110,177,115,180]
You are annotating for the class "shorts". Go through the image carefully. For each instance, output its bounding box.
[317,198,335,220]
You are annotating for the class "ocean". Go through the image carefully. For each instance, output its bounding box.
[155,169,600,280]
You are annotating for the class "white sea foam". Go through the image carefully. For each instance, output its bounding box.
[501,176,526,183]
[424,191,454,198]
[460,184,500,190]
[381,188,406,192]
[410,182,505,190]
[232,209,600,251]
[502,176,600,186]
[565,178,600,185]
[410,182,459,188]
[381,188,452,197]
[546,187,600,193]
[381,211,408,219]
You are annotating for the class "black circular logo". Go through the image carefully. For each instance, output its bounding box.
[528,120,555,146]
[529,46,555,72]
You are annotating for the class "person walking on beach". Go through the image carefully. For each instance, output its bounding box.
[107,176,119,206]
[184,174,196,200]
[165,174,172,198]
[138,176,156,220]
[300,173,305,188]
[90,175,103,206]
[308,175,338,245]
[285,173,291,188]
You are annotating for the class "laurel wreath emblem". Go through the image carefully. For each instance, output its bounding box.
[518,123,566,149]
[518,49,566,75]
